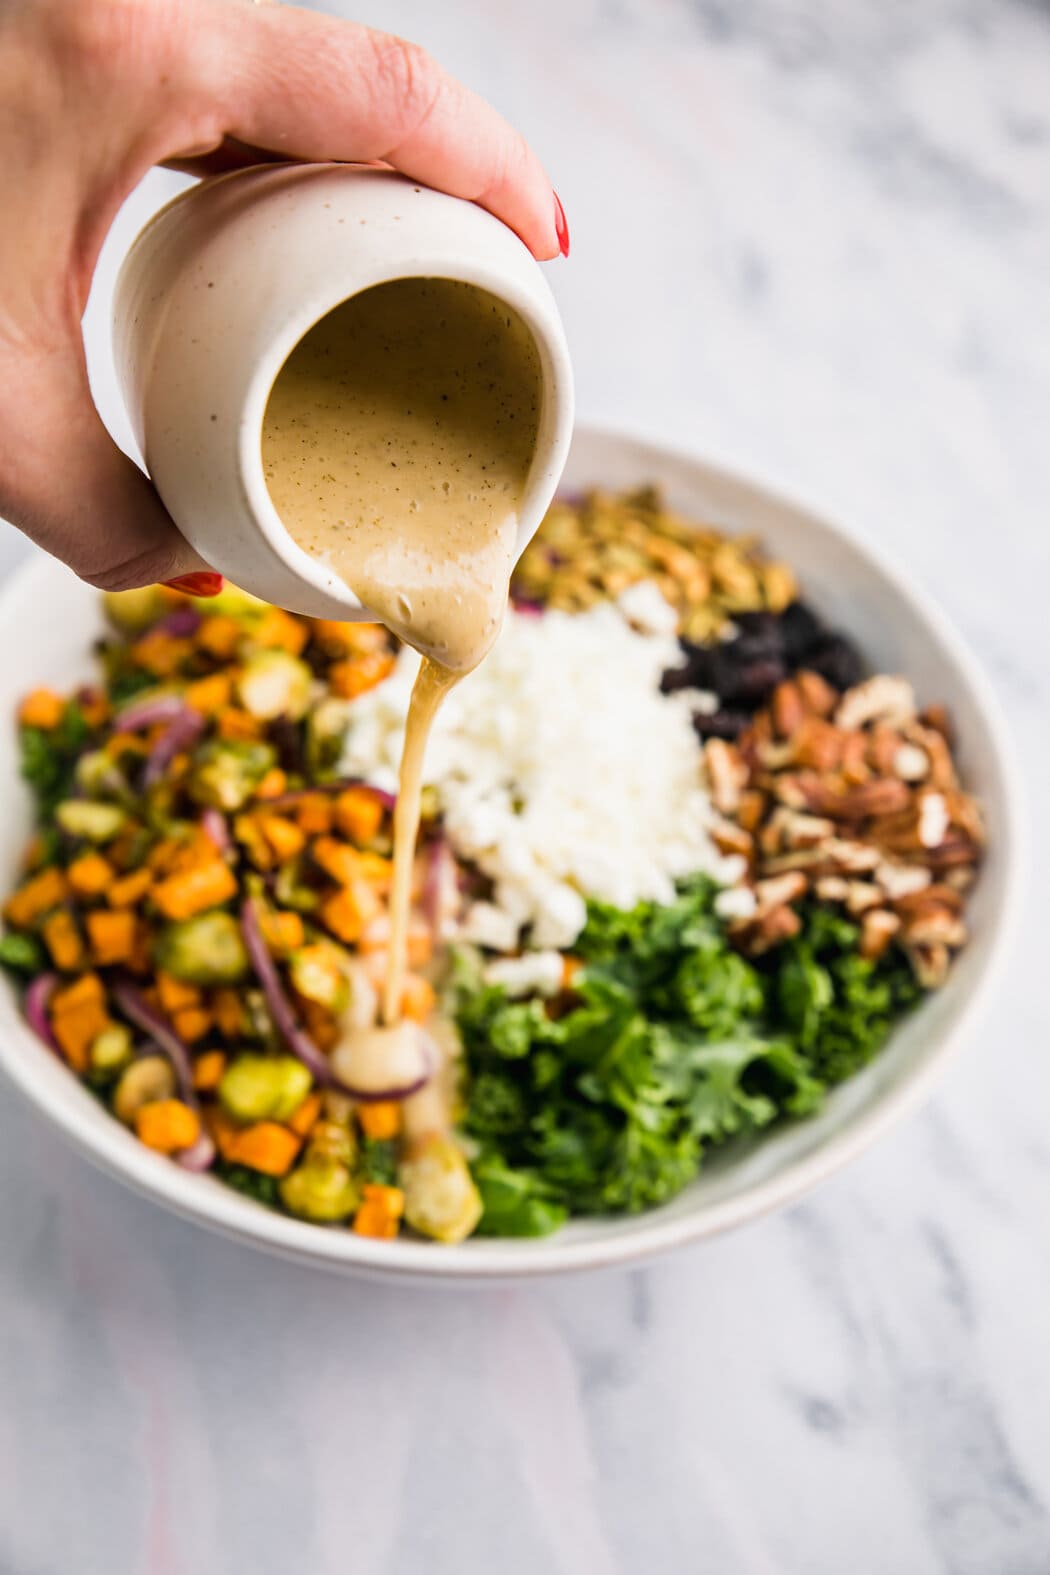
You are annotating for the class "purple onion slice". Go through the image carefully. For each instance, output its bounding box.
[114,694,188,734]
[24,973,59,1053]
[240,897,432,1103]
[111,980,197,1106]
[200,807,231,855]
[152,605,202,639]
[175,1131,217,1172]
[143,707,205,789]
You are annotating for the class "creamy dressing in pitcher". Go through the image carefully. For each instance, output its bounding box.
[262,277,541,1041]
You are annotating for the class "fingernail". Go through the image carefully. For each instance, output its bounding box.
[553,192,570,258]
[164,572,225,597]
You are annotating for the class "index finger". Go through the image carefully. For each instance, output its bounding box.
[192,2,565,260]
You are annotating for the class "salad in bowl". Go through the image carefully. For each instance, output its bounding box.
[0,473,988,1251]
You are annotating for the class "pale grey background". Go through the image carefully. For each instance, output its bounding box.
[1,3,1048,1572]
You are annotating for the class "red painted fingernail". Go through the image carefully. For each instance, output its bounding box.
[553,192,570,258]
[164,572,225,597]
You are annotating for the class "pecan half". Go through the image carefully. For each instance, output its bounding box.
[859,909,901,960]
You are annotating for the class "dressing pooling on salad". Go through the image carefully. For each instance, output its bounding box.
[262,277,542,1095]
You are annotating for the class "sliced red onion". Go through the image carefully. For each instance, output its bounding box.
[262,777,397,814]
[24,973,59,1053]
[143,706,205,788]
[175,1131,217,1172]
[241,896,345,1088]
[510,596,545,617]
[112,980,198,1107]
[240,897,431,1102]
[114,693,187,733]
[152,605,202,638]
[201,807,231,855]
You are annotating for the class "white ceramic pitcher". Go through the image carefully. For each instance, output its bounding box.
[113,162,574,620]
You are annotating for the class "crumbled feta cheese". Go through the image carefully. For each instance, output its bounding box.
[483,951,565,998]
[616,578,679,636]
[458,902,521,953]
[714,885,758,922]
[340,603,739,950]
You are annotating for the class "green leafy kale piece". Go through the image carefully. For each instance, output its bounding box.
[456,879,919,1236]
[217,1164,281,1208]
[19,702,90,819]
[0,932,45,974]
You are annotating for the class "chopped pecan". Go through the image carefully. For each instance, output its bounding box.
[845,880,883,915]
[773,772,825,811]
[730,903,803,956]
[771,680,806,739]
[736,789,768,833]
[893,884,965,918]
[776,808,837,849]
[870,791,949,854]
[919,702,953,742]
[905,941,951,989]
[859,909,901,960]
[815,875,850,902]
[945,789,985,847]
[824,838,882,873]
[795,669,838,718]
[900,908,968,948]
[943,865,977,892]
[875,861,932,900]
[754,871,808,914]
[904,723,957,790]
[755,738,797,771]
[703,738,748,815]
[710,818,754,858]
[840,730,871,785]
[789,717,844,772]
[925,837,981,872]
[816,777,912,822]
[867,723,903,778]
[835,675,916,731]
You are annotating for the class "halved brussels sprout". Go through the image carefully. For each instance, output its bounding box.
[218,1054,313,1124]
[154,911,249,985]
[90,1023,133,1078]
[55,800,127,843]
[288,941,349,1013]
[188,740,276,812]
[237,650,312,722]
[305,697,351,780]
[102,587,169,635]
[398,1135,483,1244]
[279,1158,359,1223]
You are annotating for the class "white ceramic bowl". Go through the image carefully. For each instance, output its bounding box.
[0,428,1020,1282]
[113,163,574,621]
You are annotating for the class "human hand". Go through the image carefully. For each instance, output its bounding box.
[0,0,568,595]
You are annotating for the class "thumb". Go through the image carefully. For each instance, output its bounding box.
[0,338,213,591]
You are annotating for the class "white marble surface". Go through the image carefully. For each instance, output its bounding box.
[2,2,1049,1570]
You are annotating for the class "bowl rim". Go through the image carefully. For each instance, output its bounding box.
[0,425,1024,1282]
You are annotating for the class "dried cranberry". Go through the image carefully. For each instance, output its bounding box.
[803,634,865,691]
[660,661,701,696]
[693,709,751,741]
[717,656,785,705]
[732,610,784,644]
[778,602,825,663]
[676,640,722,688]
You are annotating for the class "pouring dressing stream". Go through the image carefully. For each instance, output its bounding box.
[261,276,542,1068]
